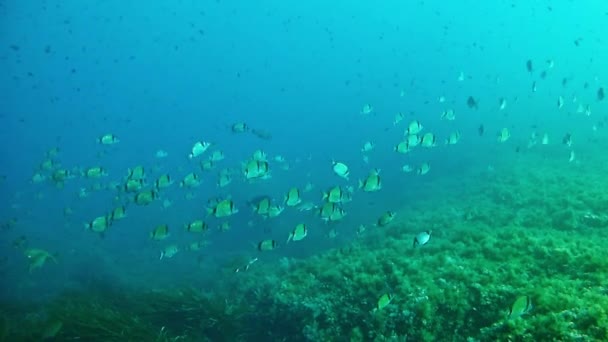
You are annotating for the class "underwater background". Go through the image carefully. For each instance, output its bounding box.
[2,0,608,341]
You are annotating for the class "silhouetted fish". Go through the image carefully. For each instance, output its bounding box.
[478,124,484,136]
[467,96,478,109]
[251,128,272,140]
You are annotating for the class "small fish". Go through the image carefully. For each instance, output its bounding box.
[243,159,271,180]
[497,128,510,143]
[498,98,507,111]
[457,71,465,81]
[258,239,278,251]
[557,96,564,109]
[155,174,173,189]
[155,149,168,158]
[598,87,605,101]
[376,211,396,227]
[359,169,381,192]
[25,248,57,273]
[526,59,533,73]
[109,206,127,221]
[207,199,238,218]
[322,186,352,204]
[445,131,461,145]
[478,124,485,136]
[332,161,350,180]
[185,220,208,233]
[98,134,119,145]
[440,109,455,121]
[208,150,225,162]
[417,162,431,175]
[361,141,375,152]
[406,120,423,135]
[285,187,302,207]
[85,215,111,234]
[541,133,549,145]
[420,132,437,147]
[189,141,211,159]
[231,122,249,133]
[150,224,170,240]
[160,244,179,260]
[127,166,145,181]
[360,104,373,115]
[562,133,572,147]
[508,296,533,319]
[84,166,107,178]
[413,231,432,247]
[134,189,157,205]
[568,150,576,162]
[377,293,393,310]
[235,257,258,273]
[287,223,307,243]
[467,96,478,109]
[179,172,200,188]
[393,112,405,126]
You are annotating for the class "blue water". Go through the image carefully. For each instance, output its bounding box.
[1,0,607,303]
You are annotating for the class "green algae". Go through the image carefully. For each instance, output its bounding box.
[3,154,608,340]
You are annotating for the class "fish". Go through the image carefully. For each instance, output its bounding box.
[359,169,381,192]
[417,162,431,175]
[440,109,455,121]
[134,189,157,205]
[497,128,510,143]
[360,104,373,115]
[85,215,111,234]
[332,161,350,180]
[24,248,57,273]
[478,124,485,136]
[420,132,437,148]
[150,224,170,240]
[508,295,533,319]
[322,186,353,204]
[207,199,238,218]
[155,174,173,189]
[243,159,271,180]
[557,96,564,109]
[185,220,208,233]
[251,128,272,140]
[287,223,307,243]
[258,239,278,251]
[127,166,145,181]
[285,187,302,207]
[160,245,179,260]
[98,134,119,145]
[498,98,507,110]
[155,150,168,158]
[231,122,249,133]
[109,206,127,221]
[467,96,478,109]
[376,211,396,227]
[406,120,423,135]
[361,141,375,152]
[188,141,211,159]
[413,231,432,247]
[526,59,533,73]
[84,166,107,178]
[562,133,572,147]
[179,172,200,188]
[376,293,393,310]
[598,87,605,101]
[445,131,461,145]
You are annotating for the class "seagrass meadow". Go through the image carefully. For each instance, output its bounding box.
[2,151,608,342]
